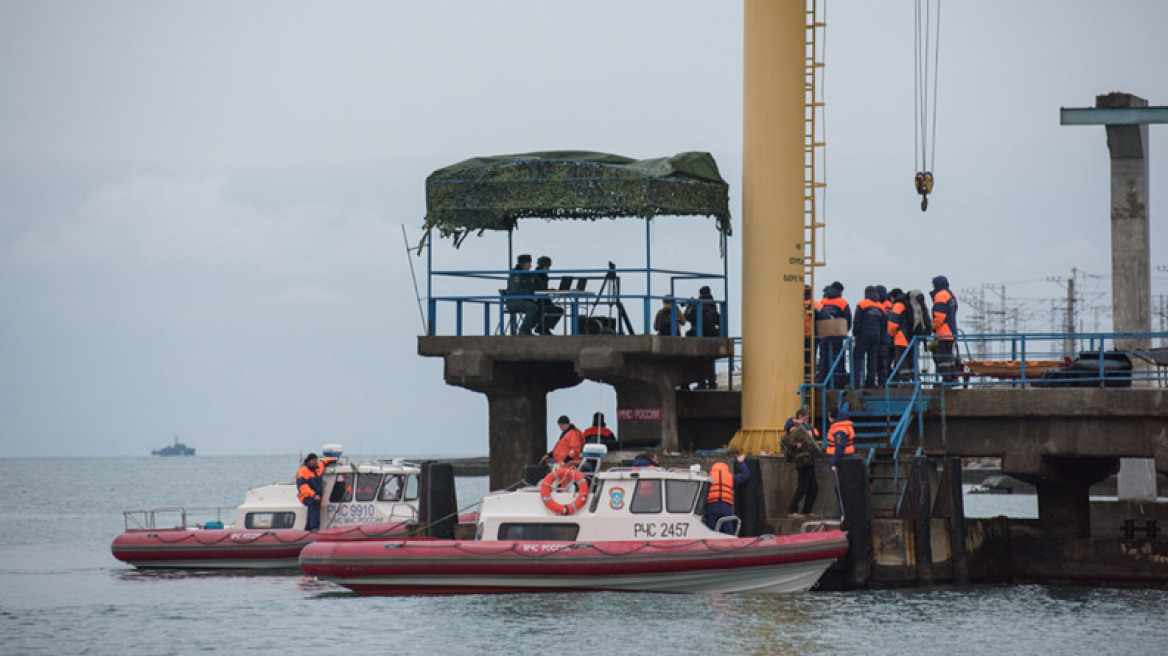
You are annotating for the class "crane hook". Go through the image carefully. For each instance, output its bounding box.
[915,171,934,212]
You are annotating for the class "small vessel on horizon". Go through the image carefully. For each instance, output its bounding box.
[151,435,196,457]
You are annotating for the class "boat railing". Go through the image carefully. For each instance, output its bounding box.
[123,506,234,531]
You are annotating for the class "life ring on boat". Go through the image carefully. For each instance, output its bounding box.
[540,467,589,516]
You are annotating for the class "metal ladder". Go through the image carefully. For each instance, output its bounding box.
[803,0,827,412]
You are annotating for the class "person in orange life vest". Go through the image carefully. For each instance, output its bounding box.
[542,415,585,467]
[930,275,959,384]
[826,409,856,470]
[886,288,912,381]
[703,455,750,534]
[296,453,325,530]
[875,284,893,385]
[582,411,616,446]
[852,286,887,389]
[815,282,851,389]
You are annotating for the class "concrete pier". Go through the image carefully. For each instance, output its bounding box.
[419,335,732,489]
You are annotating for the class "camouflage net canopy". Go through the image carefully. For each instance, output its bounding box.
[423,150,731,246]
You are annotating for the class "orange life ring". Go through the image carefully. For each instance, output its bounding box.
[540,468,589,516]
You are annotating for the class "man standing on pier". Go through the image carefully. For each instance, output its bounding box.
[930,275,959,383]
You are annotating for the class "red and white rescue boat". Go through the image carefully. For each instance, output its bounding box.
[112,447,421,569]
[300,447,848,594]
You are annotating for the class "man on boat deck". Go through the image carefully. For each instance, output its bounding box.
[703,455,749,535]
[297,453,324,531]
[542,415,585,467]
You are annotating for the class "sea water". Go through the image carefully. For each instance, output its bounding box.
[1,456,1163,655]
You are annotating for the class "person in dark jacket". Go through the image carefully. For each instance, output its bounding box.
[504,254,540,336]
[781,407,822,516]
[684,286,721,338]
[631,452,659,468]
[654,296,686,336]
[533,255,564,334]
[703,455,750,534]
[852,286,887,388]
[815,283,851,389]
[296,453,324,530]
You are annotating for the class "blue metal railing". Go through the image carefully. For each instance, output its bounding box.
[801,330,1168,448]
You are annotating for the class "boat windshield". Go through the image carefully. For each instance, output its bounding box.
[665,479,702,514]
[630,479,662,514]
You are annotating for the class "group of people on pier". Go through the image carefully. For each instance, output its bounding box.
[813,275,959,388]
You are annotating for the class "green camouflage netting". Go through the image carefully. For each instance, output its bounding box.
[423,151,731,246]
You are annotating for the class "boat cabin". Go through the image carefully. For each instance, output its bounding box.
[475,464,733,542]
[235,459,422,530]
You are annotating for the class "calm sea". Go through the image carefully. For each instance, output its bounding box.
[1,456,1163,655]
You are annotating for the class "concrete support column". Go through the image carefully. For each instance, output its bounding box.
[1011,456,1118,539]
[1035,481,1092,538]
[485,388,550,490]
[1100,93,1153,358]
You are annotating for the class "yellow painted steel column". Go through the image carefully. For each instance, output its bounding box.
[730,0,805,454]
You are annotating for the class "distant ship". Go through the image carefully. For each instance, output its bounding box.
[152,436,195,457]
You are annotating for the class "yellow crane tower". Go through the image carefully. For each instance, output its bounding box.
[730,0,825,454]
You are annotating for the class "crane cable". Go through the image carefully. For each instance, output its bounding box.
[914,0,941,211]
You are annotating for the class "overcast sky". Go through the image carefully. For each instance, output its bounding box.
[2,1,1165,458]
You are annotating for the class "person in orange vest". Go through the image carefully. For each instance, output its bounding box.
[875,284,893,385]
[815,282,851,389]
[886,288,911,381]
[542,415,585,467]
[703,455,749,534]
[296,453,324,530]
[826,409,856,470]
[582,412,616,446]
[852,285,887,389]
[930,275,959,383]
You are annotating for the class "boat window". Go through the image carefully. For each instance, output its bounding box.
[588,480,605,513]
[694,482,708,516]
[329,475,353,503]
[244,512,296,529]
[665,480,701,513]
[355,473,382,502]
[404,474,419,501]
[630,479,662,514]
[497,523,580,541]
[380,475,405,502]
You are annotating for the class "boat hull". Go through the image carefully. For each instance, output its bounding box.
[300,530,848,594]
[111,521,409,569]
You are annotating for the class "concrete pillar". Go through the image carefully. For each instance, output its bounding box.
[1015,457,1119,539]
[1035,481,1092,538]
[485,388,550,490]
[1100,93,1153,354]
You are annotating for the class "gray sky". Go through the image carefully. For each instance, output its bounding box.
[2,1,1165,457]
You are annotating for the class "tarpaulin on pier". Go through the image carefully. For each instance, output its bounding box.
[422,150,731,246]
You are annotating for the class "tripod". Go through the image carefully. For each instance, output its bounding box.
[585,262,635,335]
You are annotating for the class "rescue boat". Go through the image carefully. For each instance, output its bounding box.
[112,446,421,569]
[300,446,848,594]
